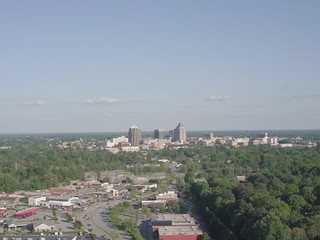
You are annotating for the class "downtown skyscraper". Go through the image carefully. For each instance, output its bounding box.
[154,129,165,139]
[128,125,141,146]
[173,123,186,142]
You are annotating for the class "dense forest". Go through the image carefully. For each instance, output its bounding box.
[158,146,320,240]
[0,145,168,191]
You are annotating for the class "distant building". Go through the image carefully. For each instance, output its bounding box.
[128,125,141,146]
[113,136,129,146]
[173,123,186,143]
[205,133,214,140]
[236,176,247,182]
[121,146,140,152]
[268,137,278,145]
[154,129,165,139]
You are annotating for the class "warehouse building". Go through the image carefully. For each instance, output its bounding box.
[152,213,203,240]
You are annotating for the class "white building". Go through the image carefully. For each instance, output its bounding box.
[33,223,56,233]
[28,196,46,206]
[39,196,79,209]
[39,201,73,209]
[121,146,140,152]
[113,136,129,146]
[268,137,278,145]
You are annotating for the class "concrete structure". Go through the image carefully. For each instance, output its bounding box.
[0,196,19,205]
[280,143,293,147]
[39,196,78,209]
[39,201,73,209]
[173,123,186,143]
[236,176,247,182]
[141,200,167,208]
[121,146,140,152]
[110,186,128,196]
[128,125,141,146]
[156,191,178,202]
[33,223,56,233]
[158,159,170,163]
[46,188,75,196]
[268,137,278,145]
[112,136,129,146]
[152,214,203,240]
[28,196,46,206]
[205,133,214,139]
[154,129,165,139]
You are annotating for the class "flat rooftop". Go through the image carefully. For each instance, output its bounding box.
[157,225,203,236]
[153,213,197,226]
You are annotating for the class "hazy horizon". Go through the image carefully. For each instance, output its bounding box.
[1,128,320,136]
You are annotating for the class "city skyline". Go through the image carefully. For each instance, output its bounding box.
[1,1,319,133]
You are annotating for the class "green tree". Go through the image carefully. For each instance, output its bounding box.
[202,232,210,240]
[0,173,19,192]
[108,229,120,240]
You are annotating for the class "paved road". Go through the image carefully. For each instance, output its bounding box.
[79,200,130,240]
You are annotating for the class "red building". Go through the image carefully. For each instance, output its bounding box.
[0,208,7,216]
[13,207,40,219]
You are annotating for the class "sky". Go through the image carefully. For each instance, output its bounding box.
[0,1,319,133]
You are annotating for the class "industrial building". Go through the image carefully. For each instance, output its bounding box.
[152,213,203,240]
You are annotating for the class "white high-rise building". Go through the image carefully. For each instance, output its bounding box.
[128,126,141,146]
[173,123,186,143]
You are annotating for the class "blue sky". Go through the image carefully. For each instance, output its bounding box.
[0,1,319,133]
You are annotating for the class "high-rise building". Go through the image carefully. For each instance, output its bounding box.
[173,123,186,142]
[154,129,165,139]
[128,126,141,146]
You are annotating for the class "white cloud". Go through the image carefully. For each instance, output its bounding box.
[82,97,127,104]
[23,100,48,106]
[206,96,231,101]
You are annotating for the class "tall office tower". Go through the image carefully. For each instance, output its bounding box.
[173,123,186,142]
[128,126,141,146]
[154,129,165,139]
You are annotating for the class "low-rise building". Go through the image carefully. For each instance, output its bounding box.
[121,146,140,152]
[156,191,178,202]
[152,213,203,240]
[28,196,46,206]
[39,196,78,209]
[33,223,56,233]
[141,200,167,208]
[46,188,75,196]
